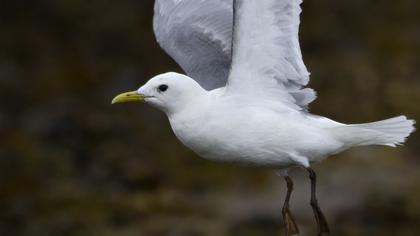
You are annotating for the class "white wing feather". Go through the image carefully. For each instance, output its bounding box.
[228,0,315,110]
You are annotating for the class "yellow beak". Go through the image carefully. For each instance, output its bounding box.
[111,91,145,104]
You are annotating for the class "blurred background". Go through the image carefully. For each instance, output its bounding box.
[0,0,419,235]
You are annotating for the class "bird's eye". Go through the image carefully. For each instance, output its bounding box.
[158,84,168,92]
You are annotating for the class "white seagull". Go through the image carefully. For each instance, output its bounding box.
[112,0,416,235]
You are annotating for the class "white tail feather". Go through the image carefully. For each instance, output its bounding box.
[333,116,416,148]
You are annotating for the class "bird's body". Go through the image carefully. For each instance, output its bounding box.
[168,86,341,168]
[112,0,416,235]
[145,73,412,169]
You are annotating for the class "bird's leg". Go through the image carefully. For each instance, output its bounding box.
[307,168,330,236]
[282,176,299,236]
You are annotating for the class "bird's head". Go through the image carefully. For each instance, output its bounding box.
[112,72,206,115]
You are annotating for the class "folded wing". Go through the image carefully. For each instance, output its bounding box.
[228,0,315,110]
[154,0,233,90]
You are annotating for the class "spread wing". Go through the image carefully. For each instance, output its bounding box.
[227,0,316,110]
[153,0,233,90]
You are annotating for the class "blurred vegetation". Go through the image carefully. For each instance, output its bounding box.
[0,0,419,235]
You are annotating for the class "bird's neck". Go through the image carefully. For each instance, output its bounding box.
[166,89,211,119]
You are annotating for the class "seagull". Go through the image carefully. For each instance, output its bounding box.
[112,0,416,235]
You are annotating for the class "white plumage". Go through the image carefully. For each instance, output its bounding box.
[147,0,415,169]
[113,0,416,234]
[134,72,414,169]
[229,0,315,109]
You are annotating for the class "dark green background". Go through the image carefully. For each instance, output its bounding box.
[0,0,419,235]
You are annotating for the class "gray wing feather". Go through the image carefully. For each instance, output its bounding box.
[154,0,233,90]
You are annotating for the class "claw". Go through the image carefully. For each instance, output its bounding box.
[282,207,299,235]
[307,168,330,236]
[282,176,300,236]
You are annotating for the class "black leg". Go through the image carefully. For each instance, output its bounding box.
[307,168,330,236]
[282,176,299,236]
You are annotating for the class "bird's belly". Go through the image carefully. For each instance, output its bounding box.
[170,120,303,168]
[169,109,343,168]
[178,134,295,168]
